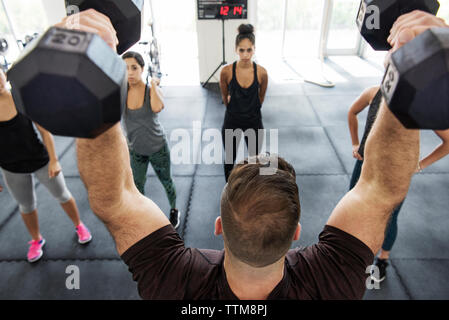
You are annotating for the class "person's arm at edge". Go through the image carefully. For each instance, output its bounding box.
[258,66,268,105]
[347,86,379,160]
[418,129,449,171]
[150,79,164,113]
[219,66,230,106]
[35,124,62,178]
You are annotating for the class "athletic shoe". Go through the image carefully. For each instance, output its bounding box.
[371,258,389,282]
[27,238,46,263]
[170,209,181,229]
[76,222,92,244]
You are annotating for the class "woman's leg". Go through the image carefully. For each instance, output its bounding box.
[349,160,364,190]
[379,200,404,259]
[222,126,241,182]
[129,149,151,195]
[1,169,41,241]
[34,164,80,227]
[149,143,177,209]
[245,123,264,157]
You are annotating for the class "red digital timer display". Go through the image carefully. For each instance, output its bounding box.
[219,5,244,17]
[198,1,247,20]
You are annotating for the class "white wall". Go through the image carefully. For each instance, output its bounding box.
[196,0,257,84]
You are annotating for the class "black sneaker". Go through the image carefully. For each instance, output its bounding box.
[371,258,388,283]
[170,209,181,229]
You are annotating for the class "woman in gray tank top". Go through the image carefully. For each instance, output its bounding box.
[121,52,180,229]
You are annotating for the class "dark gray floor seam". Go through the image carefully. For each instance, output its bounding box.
[390,259,414,300]
[305,94,348,175]
[322,127,350,175]
[179,89,209,240]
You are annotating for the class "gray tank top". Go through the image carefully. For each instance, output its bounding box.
[122,85,166,156]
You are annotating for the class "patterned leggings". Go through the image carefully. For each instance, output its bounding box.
[129,143,177,209]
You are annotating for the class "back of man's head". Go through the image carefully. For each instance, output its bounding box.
[220,154,301,268]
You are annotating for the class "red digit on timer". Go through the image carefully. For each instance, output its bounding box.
[220,6,229,16]
[234,6,243,15]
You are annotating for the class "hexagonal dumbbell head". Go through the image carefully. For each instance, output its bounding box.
[66,0,144,54]
[7,27,127,138]
[381,28,449,130]
[357,0,440,51]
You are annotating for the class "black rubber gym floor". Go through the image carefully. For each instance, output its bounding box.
[1,59,448,300]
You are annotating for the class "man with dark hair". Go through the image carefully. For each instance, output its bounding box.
[219,156,300,269]
[65,10,444,299]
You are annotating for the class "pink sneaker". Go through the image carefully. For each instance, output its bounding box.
[76,223,92,244]
[27,238,45,263]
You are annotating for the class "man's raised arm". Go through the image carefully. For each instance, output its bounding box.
[327,12,448,255]
[77,124,170,255]
[327,101,419,254]
[69,10,170,255]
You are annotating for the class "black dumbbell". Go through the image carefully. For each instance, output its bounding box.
[6,0,144,138]
[381,28,449,129]
[357,0,440,50]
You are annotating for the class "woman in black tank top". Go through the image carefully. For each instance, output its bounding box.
[219,24,269,182]
[0,69,92,262]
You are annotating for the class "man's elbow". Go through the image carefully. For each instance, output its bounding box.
[359,174,410,208]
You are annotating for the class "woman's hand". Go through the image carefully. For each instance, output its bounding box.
[151,78,160,87]
[55,9,119,51]
[48,160,62,179]
[352,145,363,161]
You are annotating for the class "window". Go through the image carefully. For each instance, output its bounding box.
[3,0,48,40]
[438,1,449,21]
[326,0,361,53]
[255,0,285,60]
[137,0,200,85]
[283,0,325,58]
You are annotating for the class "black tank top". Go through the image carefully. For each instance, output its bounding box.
[358,89,382,158]
[225,61,262,127]
[0,113,49,173]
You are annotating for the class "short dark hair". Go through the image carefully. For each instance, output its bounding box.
[235,24,255,47]
[122,51,145,68]
[220,154,301,268]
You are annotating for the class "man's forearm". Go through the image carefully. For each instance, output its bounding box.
[361,100,419,202]
[76,124,135,219]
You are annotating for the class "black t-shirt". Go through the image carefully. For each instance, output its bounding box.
[122,224,374,300]
[0,113,49,173]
